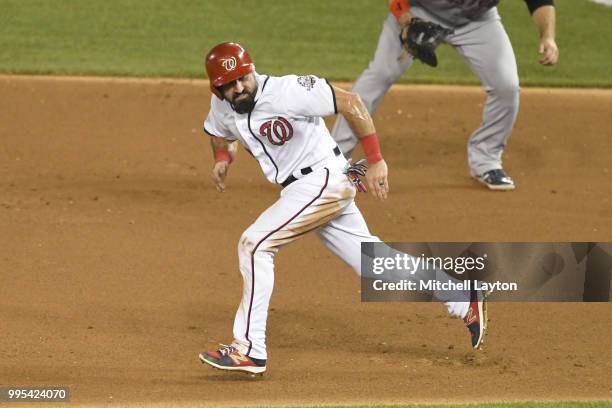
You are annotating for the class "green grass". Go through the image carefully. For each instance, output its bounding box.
[407,0,612,87]
[258,403,611,408]
[1,0,611,86]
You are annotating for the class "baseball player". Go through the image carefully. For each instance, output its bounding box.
[331,0,559,190]
[198,42,487,375]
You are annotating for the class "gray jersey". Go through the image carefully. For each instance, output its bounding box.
[410,0,500,26]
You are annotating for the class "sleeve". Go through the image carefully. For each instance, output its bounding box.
[282,75,337,118]
[524,0,554,14]
[389,0,410,20]
[203,98,238,141]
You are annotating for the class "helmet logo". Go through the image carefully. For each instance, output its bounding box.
[221,57,237,71]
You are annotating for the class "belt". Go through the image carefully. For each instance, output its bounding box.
[281,146,342,188]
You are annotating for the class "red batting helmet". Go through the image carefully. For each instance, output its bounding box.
[205,42,255,100]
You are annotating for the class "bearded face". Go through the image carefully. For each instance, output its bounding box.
[220,74,258,114]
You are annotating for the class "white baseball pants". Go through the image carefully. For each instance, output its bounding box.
[230,158,468,359]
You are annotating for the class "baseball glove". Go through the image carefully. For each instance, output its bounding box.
[345,159,368,193]
[400,18,454,67]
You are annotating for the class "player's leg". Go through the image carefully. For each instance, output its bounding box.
[314,203,469,316]
[449,11,520,189]
[233,169,345,360]
[331,13,414,157]
[315,204,487,348]
[199,168,347,373]
[314,201,378,273]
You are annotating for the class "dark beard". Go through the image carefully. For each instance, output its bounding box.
[232,95,256,114]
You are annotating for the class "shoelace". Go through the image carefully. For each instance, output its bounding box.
[217,343,238,356]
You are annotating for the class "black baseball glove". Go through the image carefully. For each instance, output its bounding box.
[400,18,454,67]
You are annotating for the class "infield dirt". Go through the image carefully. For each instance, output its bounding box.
[1,76,611,406]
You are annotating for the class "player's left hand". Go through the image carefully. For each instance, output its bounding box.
[538,37,559,66]
[366,159,389,201]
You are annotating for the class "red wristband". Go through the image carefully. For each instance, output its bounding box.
[389,0,410,20]
[359,132,383,164]
[214,149,232,164]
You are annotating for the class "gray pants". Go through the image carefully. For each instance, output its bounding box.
[331,8,519,176]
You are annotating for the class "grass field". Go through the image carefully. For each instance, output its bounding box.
[1,0,612,86]
[318,404,612,408]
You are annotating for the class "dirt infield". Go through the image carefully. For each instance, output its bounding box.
[1,76,611,406]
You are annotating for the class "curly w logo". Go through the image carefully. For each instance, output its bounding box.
[221,57,237,71]
[259,117,294,146]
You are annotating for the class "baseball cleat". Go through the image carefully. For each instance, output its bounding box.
[199,344,267,374]
[474,169,515,191]
[464,288,488,350]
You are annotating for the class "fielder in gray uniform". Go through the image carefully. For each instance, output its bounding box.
[332,0,559,190]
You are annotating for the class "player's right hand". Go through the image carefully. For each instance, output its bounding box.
[366,159,389,201]
[211,161,230,192]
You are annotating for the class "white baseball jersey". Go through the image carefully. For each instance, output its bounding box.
[204,73,340,185]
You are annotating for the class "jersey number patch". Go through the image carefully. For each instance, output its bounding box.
[259,117,294,146]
